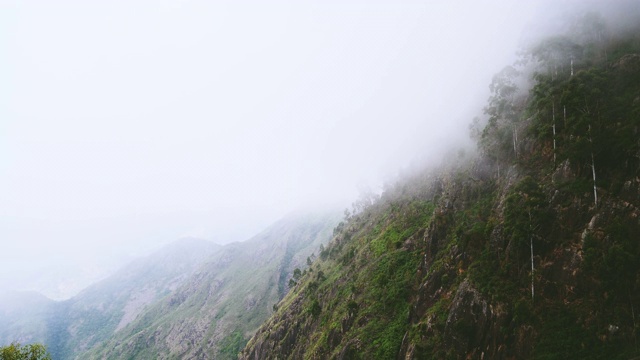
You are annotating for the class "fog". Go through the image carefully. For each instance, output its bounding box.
[1,0,552,297]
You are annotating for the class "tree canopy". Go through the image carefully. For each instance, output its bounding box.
[0,343,51,360]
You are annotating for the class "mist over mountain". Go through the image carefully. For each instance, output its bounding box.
[0,237,221,359]
[241,4,640,359]
[3,1,640,359]
[1,0,541,281]
[84,211,339,359]
[0,291,54,347]
[0,211,339,359]
[1,258,134,302]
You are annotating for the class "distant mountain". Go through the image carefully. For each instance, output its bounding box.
[0,212,340,360]
[0,237,221,359]
[13,262,122,301]
[83,211,340,359]
[0,291,55,346]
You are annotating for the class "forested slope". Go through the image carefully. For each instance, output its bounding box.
[241,9,640,359]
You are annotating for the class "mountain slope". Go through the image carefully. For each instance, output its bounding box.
[52,237,221,359]
[83,211,339,360]
[241,10,640,360]
[0,238,221,359]
[0,291,55,346]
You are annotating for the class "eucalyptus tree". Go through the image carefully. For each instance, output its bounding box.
[504,177,551,303]
[482,65,524,173]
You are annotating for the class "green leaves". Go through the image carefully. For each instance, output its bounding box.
[218,330,248,360]
[0,343,51,360]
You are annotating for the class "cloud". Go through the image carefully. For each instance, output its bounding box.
[1,0,558,287]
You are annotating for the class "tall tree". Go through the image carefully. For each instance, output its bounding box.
[482,66,523,166]
[504,177,551,302]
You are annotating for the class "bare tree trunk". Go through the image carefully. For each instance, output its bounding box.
[529,211,535,303]
[588,124,598,207]
[513,127,518,159]
[570,57,574,77]
[530,237,535,302]
[631,290,638,352]
[553,102,557,166]
[591,152,598,207]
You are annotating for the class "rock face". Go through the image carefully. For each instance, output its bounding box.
[443,279,492,356]
[241,14,640,359]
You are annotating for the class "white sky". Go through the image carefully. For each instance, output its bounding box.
[1,1,546,284]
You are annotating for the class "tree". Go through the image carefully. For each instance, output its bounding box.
[0,343,51,360]
[529,36,582,80]
[481,65,524,167]
[504,177,551,302]
[319,244,328,260]
[351,185,378,215]
[529,73,561,166]
[560,68,607,206]
[293,268,302,281]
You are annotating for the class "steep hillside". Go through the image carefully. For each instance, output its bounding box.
[0,238,221,359]
[82,212,339,360]
[50,238,221,359]
[241,10,640,360]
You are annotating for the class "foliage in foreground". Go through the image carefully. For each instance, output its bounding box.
[0,343,51,360]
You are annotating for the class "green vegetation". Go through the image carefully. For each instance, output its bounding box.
[242,7,640,360]
[218,330,248,360]
[0,343,51,360]
[83,212,339,360]
[242,192,437,359]
[5,5,640,360]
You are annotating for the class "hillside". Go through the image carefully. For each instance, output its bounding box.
[51,238,222,359]
[0,238,221,359]
[82,212,339,359]
[241,10,640,360]
[0,212,340,360]
[0,291,55,346]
